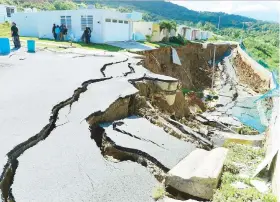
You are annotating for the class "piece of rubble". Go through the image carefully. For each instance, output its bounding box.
[250,180,269,193]
[165,147,228,200]
[163,198,199,202]
[211,131,264,147]
[103,117,197,170]
[165,117,212,147]
[231,181,249,189]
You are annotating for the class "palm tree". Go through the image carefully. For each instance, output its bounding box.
[159,20,177,42]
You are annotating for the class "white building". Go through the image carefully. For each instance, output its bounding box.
[177,26,192,41]
[11,9,142,43]
[133,21,153,41]
[0,4,17,23]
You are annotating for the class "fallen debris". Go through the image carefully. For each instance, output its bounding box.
[164,117,213,148]
[250,179,269,193]
[165,147,228,200]
[211,131,264,147]
[231,181,249,189]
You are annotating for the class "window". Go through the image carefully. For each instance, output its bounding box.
[81,15,93,31]
[112,19,117,23]
[60,16,72,30]
[118,20,123,23]
[6,7,14,17]
[124,21,129,24]
[105,19,111,22]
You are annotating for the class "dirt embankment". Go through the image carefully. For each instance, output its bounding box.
[233,51,270,93]
[139,43,235,91]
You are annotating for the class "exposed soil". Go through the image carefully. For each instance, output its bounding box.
[233,51,270,93]
[139,43,236,91]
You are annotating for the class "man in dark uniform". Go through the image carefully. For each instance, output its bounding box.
[11,22,21,48]
[52,24,56,40]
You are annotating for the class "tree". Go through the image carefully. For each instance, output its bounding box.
[159,20,177,32]
[203,22,216,31]
[53,0,77,10]
[118,7,132,13]
[159,20,177,42]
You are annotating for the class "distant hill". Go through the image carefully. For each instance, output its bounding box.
[1,0,278,70]
[74,1,258,29]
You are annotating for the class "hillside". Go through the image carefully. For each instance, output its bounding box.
[95,1,257,29]
[1,0,279,70]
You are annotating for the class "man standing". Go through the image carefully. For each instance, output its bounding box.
[59,24,64,41]
[11,22,21,48]
[52,24,56,40]
[84,27,92,44]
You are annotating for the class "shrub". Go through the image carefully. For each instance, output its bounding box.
[152,185,166,201]
[169,34,187,45]
[146,34,152,42]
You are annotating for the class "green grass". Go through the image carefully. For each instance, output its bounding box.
[213,173,276,202]
[213,143,276,202]
[0,22,10,37]
[138,40,183,48]
[0,22,123,52]
[223,143,265,174]
[152,185,166,201]
[21,37,123,52]
[138,41,161,48]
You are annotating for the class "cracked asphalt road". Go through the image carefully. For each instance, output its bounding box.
[0,49,179,202]
[0,47,264,201]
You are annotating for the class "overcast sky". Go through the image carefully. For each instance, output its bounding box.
[169,1,279,22]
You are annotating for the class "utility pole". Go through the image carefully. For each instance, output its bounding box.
[211,45,216,90]
[218,16,221,30]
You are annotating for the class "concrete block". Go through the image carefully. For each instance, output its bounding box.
[165,147,228,200]
[212,131,264,147]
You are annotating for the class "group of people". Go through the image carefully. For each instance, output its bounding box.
[52,24,68,41]
[10,22,92,49]
[11,22,21,49]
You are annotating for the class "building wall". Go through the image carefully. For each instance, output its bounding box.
[133,21,153,41]
[201,31,207,40]
[195,30,201,40]
[11,9,135,43]
[12,12,39,37]
[0,5,17,23]
[0,5,6,23]
[151,23,161,42]
[177,26,192,41]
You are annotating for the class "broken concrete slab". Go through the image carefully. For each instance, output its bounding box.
[231,181,249,189]
[250,180,269,193]
[165,147,228,199]
[12,121,159,202]
[103,117,197,170]
[211,131,264,147]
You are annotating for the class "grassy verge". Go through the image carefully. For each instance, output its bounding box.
[21,37,124,52]
[1,22,123,52]
[138,40,183,48]
[213,143,276,202]
[0,22,10,37]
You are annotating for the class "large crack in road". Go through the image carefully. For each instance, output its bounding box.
[0,57,132,202]
[0,46,264,202]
